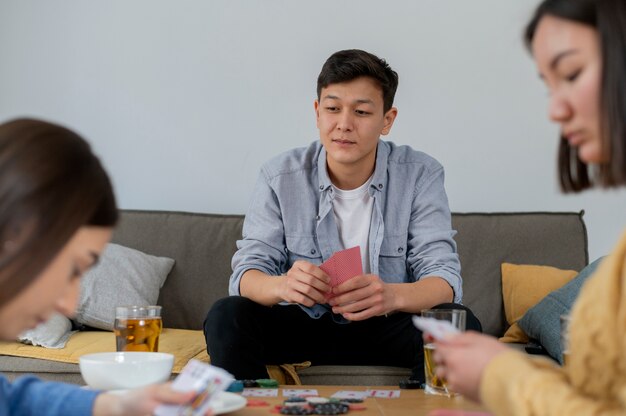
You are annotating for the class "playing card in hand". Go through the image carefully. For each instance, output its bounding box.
[412,316,460,340]
[320,246,362,299]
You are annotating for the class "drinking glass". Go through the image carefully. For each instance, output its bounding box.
[421,308,466,396]
[114,305,163,352]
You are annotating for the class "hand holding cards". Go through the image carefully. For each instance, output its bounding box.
[320,246,362,299]
[154,360,234,416]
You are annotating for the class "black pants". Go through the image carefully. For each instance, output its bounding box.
[203,297,482,382]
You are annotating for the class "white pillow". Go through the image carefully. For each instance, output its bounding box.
[19,313,76,348]
[74,243,175,330]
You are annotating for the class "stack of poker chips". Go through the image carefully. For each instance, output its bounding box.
[278,396,362,415]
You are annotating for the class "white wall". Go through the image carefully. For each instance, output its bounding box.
[1,0,625,261]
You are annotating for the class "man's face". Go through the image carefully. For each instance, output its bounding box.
[315,77,397,181]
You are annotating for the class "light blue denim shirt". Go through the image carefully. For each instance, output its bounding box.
[230,140,462,320]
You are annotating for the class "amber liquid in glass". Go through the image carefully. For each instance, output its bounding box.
[114,317,162,352]
[424,343,449,394]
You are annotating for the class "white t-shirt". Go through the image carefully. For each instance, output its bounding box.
[331,176,374,274]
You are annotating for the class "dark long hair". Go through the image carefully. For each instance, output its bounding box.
[0,118,118,307]
[525,0,626,192]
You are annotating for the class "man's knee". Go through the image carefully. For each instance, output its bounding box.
[204,296,259,339]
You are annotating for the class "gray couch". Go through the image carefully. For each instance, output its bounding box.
[0,210,588,385]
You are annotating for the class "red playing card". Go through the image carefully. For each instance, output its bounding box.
[320,246,363,298]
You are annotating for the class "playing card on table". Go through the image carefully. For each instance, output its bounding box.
[331,390,369,400]
[154,360,234,416]
[242,388,278,397]
[283,388,319,397]
[412,316,460,340]
[366,389,401,398]
[320,246,362,297]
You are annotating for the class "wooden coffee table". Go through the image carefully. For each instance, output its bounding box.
[229,385,489,415]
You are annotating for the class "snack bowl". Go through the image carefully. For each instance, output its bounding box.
[79,352,174,390]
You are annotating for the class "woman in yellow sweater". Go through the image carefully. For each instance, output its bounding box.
[431,0,626,414]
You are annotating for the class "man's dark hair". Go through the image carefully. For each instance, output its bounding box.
[317,49,399,113]
[525,0,626,192]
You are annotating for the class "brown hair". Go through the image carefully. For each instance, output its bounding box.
[0,118,118,307]
[525,0,626,192]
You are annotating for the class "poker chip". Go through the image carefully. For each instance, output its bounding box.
[242,379,259,388]
[256,378,279,388]
[337,398,363,403]
[283,402,308,407]
[311,403,349,415]
[285,397,307,403]
[279,406,313,415]
[306,397,329,405]
[226,380,244,392]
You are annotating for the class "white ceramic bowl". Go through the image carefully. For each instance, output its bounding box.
[79,352,174,390]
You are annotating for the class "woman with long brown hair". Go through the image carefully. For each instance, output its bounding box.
[0,118,205,415]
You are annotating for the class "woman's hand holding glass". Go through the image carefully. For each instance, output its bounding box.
[431,332,509,402]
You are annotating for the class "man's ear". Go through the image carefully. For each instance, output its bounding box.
[314,99,321,129]
[381,107,398,135]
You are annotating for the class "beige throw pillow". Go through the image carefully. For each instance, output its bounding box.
[74,243,174,330]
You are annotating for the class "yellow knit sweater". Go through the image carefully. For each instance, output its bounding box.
[481,230,626,415]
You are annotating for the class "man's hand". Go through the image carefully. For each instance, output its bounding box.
[328,274,396,321]
[93,382,213,416]
[277,260,331,307]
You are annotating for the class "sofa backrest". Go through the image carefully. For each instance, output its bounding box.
[112,210,244,331]
[112,210,588,335]
[453,212,587,336]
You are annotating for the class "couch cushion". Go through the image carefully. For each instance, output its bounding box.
[453,212,587,336]
[499,263,577,343]
[518,257,604,363]
[18,313,76,349]
[76,243,174,330]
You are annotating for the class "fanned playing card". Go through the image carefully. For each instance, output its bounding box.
[412,316,460,340]
[320,246,362,298]
[320,246,362,287]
